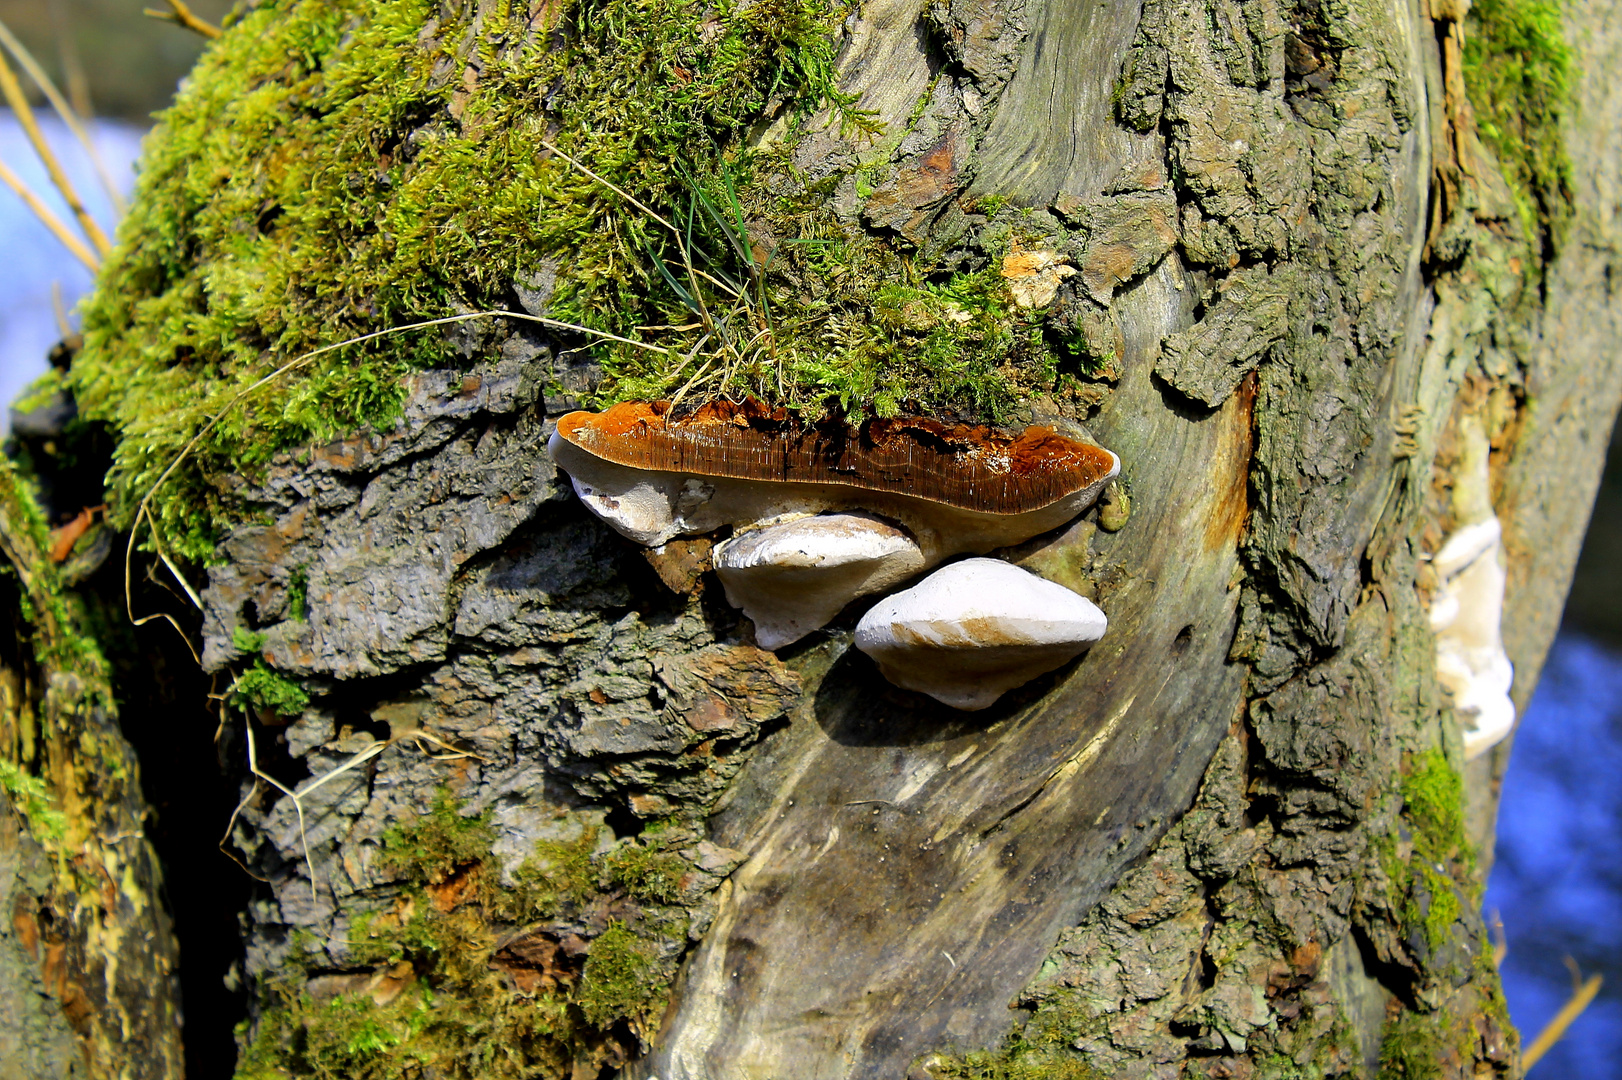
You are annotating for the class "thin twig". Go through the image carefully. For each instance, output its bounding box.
[0,16,123,216]
[0,157,96,270]
[143,0,222,39]
[1522,963,1602,1070]
[0,50,108,259]
[49,281,69,338]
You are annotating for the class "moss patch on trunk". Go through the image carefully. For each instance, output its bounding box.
[69,0,1084,567]
[1463,0,1576,243]
[237,793,716,1079]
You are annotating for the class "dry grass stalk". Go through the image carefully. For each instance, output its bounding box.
[0,155,96,270]
[1521,959,1603,1071]
[0,16,124,216]
[143,0,222,39]
[0,50,109,259]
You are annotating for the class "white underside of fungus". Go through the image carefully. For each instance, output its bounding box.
[713,514,927,650]
[1429,417,1515,760]
[854,558,1108,710]
[1430,516,1515,759]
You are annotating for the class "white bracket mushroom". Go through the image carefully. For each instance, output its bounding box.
[1429,418,1515,759]
[854,558,1108,710]
[713,513,926,649]
[548,400,1119,648]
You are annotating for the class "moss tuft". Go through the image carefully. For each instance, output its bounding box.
[379,787,497,886]
[287,566,310,623]
[227,663,311,716]
[924,990,1105,1079]
[575,920,665,1028]
[1402,748,1472,875]
[1376,1011,1445,1080]
[1463,0,1576,244]
[70,0,1085,566]
[71,0,860,562]
[240,796,710,1077]
[1379,750,1474,964]
[0,759,68,841]
[602,835,689,904]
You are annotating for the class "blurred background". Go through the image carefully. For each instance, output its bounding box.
[0,1,1615,1075]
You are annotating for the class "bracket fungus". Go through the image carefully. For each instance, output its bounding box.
[854,558,1108,710]
[548,400,1120,645]
[1429,418,1515,759]
[713,513,926,649]
[1430,516,1515,759]
[548,400,1119,555]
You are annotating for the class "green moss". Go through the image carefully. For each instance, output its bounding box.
[0,760,67,841]
[71,0,860,562]
[288,991,412,1072]
[0,457,113,683]
[287,565,310,622]
[227,663,312,716]
[602,836,689,904]
[1376,1011,1445,1080]
[9,368,66,416]
[925,990,1105,1080]
[1378,751,1473,962]
[1401,749,1472,875]
[243,800,697,1078]
[379,787,497,886]
[690,251,1043,421]
[237,972,580,1080]
[1462,0,1576,244]
[72,0,1079,566]
[575,920,665,1028]
[225,629,310,715]
[1411,861,1463,957]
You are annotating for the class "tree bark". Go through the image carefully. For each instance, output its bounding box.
[3,0,1620,1077]
[0,459,185,1080]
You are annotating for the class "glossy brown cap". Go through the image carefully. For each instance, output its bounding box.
[553,399,1118,516]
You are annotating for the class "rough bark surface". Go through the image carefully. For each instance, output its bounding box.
[2,0,1619,1076]
[0,462,185,1080]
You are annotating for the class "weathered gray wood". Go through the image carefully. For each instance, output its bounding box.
[642,259,1255,1077]
[970,0,1160,204]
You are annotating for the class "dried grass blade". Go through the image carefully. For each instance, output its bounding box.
[0,156,96,269]
[143,0,221,39]
[0,17,124,216]
[1523,969,1603,1070]
[0,50,108,258]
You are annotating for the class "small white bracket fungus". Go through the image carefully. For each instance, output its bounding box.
[854,558,1107,710]
[1430,516,1515,759]
[549,441,695,545]
[1429,417,1515,759]
[714,513,927,649]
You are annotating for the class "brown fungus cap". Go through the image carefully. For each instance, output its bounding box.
[553,399,1117,516]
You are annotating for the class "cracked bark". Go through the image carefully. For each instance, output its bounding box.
[3,0,1621,1076]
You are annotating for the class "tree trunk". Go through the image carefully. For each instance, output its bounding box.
[4,0,1620,1076]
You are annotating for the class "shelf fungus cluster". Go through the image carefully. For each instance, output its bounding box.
[1429,419,1516,759]
[549,400,1119,708]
